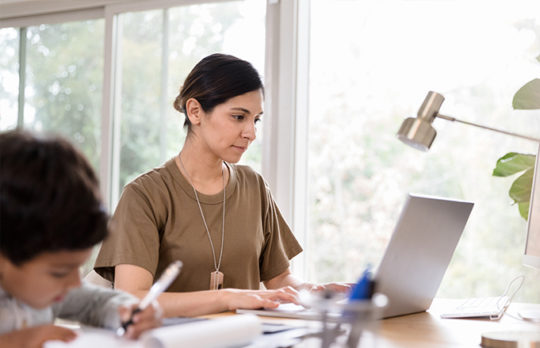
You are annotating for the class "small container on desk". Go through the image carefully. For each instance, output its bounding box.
[339,293,388,348]
[298,291,388,348]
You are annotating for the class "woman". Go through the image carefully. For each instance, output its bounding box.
[95,53,349,317]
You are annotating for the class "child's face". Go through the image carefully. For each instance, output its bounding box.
[0,248,92,309]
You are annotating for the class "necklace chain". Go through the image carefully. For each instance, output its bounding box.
[178,154,226,273]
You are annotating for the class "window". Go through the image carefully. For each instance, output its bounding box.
[113,1,265,203]
[24,21,104,169]
[1,21,104,169]
[304,0,540,301]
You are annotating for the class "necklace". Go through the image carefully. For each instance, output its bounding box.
[178,154,226,290]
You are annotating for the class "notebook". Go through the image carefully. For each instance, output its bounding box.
[375,193,473,318]
[238,194,473,321]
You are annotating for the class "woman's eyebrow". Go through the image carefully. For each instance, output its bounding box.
[230,107,264,116]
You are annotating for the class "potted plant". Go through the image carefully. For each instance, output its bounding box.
[492,55,540,220]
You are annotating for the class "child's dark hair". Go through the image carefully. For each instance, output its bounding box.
[173,53,263,131]
[0,130,108,265]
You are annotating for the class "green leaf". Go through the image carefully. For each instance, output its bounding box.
[518,201,530,220]
[508,168,533,203]
[513,78,540,109]
[492,152,536,177]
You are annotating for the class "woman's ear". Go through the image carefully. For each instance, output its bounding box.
[185,98,203,126]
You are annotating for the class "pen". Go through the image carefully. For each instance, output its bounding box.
[116,260,183,336]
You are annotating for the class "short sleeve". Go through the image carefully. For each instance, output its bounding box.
[259,184,303,281]
[94,184,161,282]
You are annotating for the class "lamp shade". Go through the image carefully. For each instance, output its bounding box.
[396,117,437,151]
[396,91,445,151]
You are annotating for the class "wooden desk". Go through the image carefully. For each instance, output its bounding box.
[245,299,540,348]
[368,300,539,348]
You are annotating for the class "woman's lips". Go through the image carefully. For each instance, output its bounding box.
[232,145,247,152]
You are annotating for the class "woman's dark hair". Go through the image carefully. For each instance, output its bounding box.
[0,130,108,265]
[173,53,264,131]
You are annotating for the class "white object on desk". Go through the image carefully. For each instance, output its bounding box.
[440,296,510,319]
[45,314,262,348]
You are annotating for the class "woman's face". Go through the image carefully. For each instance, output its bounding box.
[198,89,263,163]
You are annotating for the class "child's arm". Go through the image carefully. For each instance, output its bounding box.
[0,324,76,348]
[52,282,160,338]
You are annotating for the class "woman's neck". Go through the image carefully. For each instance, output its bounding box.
[176,145,228,195]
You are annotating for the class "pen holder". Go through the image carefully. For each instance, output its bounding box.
[339,294,388,348]
[299,291,388,348]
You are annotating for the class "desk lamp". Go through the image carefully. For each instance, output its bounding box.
[396,91,540,348]
[396,91,540,150]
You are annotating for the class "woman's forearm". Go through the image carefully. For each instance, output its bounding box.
[127,289,226,317]
[125,287,300,318]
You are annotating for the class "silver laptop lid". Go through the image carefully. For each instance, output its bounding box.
[375,193,474,318]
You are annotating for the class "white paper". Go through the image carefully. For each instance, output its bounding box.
[44,328,142,348]
[44,314,262,348]
[142,314,262,348]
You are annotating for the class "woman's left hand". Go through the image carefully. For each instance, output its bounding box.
[118,301,162,339]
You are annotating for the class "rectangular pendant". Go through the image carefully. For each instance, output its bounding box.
[210,271,224,290]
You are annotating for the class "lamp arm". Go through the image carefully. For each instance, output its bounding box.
[436,113,540,143]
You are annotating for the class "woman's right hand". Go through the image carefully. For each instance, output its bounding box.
[0,324,77,348]
[220,286,300,311]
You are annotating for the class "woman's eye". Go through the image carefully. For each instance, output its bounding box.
[50,272,69,278]
[233,115,244,120]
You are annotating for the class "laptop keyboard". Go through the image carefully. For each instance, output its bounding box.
[440,296,510,319]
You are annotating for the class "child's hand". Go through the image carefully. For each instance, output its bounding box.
[118,301,162,339]
[0,324,76,348]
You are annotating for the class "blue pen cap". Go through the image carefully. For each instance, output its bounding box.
[349,267,373,301]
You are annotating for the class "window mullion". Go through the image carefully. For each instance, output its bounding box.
[159,8,169,163]
[17,27,26,129]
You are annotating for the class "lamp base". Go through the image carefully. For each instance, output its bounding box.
[481,330,540,348]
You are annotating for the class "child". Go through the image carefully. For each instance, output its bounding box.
[0,130,161,347]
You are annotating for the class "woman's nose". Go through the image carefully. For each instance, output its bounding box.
[242,121,256,141]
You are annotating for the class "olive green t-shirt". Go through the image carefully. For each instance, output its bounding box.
[94,158,302,291]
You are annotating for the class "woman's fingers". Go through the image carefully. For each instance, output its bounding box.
[266,286,300,304]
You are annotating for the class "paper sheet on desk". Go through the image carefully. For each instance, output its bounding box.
[45,314,262,348]
[44,328,142,348]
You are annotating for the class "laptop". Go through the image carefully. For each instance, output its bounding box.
[238,193,473,320]
[375,193,473,318]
